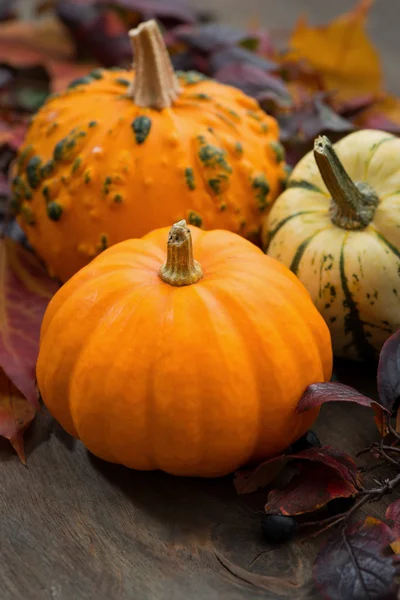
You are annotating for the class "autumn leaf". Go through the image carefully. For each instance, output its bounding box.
[234,454,289,494]
[234,445,361,496]
[0,16,98,92]
[0,238,59,408]
[289,0,382,104]
[386,500,400,553]
[313,517,399,600]
[0,369,37,463]
[296,382,386,413]
[265,461,359,516]
[354,95,400,132]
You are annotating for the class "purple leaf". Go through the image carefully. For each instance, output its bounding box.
[314,518,398,600]
[171,23,249,52]
[214,62,290,102]
[104,0,196,24]
[56,2,131,67]
[377,330,400,414]
[210,46,276,73]
[387,500,400,538]
[296,382,386,413]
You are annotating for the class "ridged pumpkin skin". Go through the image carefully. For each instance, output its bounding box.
[37,224,332,478]
[12,25,286,283]
[264,130,400,361]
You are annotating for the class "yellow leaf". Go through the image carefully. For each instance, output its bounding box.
[390,540,400,554]
[289,0,382,102]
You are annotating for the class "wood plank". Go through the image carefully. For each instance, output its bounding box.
[1,359,395,600]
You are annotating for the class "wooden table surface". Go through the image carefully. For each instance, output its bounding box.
[1,359,395,600]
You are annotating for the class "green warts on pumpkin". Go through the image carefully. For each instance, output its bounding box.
[72,157,82,174]
[103,176,112,195]
[188,211,203,227]
[235,142,243,157]
[97,234,108,252]
[53,130,87,163]
[176,71,209,85]
[26,156,42,189]
[184,168,196,191]
[252,174,270,211]
[47,201,63,221]
[67,69,104,90]
[196,135,232,196]
[132,116,152,144]
[270,141,285,163]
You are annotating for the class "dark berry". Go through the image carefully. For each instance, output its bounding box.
[291,430,321,453]
[261,514,298,544]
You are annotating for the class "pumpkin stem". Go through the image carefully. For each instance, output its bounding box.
[128,19,181,110]
[314,136,379,230]
[159,220,203,287]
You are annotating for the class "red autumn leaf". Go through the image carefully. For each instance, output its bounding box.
[265,461,358,516]
[296,381,386,413]
[234,445,361,495]
[0,238,59,408]
[313,517,398,600]
[386,500,400,538]
[0,369,37,463]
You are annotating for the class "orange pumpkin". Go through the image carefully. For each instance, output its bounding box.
[37,221,332,477]
[11,19,287,283]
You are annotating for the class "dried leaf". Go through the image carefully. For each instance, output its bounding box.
[354,96,400,132]
[106,0,197,26]
[56,2,131,67]
[209,45,276,73]
[0,369,37,463]
[289,0,382,103]
[0,16,98,91]
[214,62,290,103]
[386,500,400,538]
[170,22,250,52]
[234,445,361,495]
[313,517,398,600]
[265,461,358,516]
[377,330,400,415]
[234,454,288,494]
[297,381,387,414]
[0,238,59,408]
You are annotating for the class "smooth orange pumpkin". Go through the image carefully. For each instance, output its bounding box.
[11,19,287,283]
[37,221,332,477]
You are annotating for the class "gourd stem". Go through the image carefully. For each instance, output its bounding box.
[314,136,378,230]
[128,19,181,110]
[159,220,203,287]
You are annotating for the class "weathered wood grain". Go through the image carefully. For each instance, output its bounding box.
[1,358,397,600]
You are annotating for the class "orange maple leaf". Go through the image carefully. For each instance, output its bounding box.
[289,0,382,103]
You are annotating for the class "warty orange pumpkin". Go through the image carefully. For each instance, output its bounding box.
[37,220,332,477]
[11,19,287,283]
